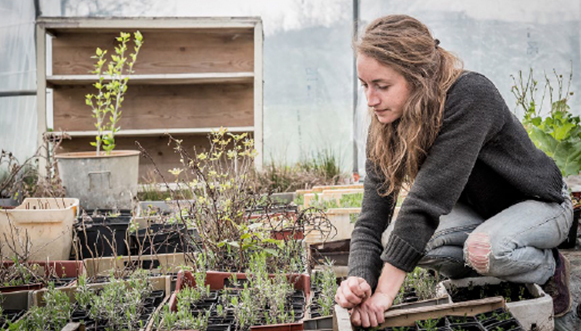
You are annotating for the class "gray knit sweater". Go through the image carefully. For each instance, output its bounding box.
[348,72,564,290]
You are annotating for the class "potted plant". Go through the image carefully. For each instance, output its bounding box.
[55,31,144,210]
[150,128,324,273]
[512,68,581,248]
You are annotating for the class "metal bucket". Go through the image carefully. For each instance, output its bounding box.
[56,150,140,210]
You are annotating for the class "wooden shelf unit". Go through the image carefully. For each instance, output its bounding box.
[36,17,264,180]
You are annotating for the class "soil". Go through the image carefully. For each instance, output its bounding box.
[448,281,535,303]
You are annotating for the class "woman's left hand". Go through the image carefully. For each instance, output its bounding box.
[350,291,394,328]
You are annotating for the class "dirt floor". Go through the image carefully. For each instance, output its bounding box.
[554,232,581,331]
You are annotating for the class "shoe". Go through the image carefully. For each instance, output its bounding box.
[542,249,572,317]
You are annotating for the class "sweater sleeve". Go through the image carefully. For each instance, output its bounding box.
[347,159,397,290]
[382,73,507,272]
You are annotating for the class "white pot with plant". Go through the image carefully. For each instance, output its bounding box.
[55,31,144,210]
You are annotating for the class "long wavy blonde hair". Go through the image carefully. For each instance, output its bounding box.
[356,15,463,196]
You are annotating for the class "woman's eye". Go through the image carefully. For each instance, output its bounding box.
[378,85,389,90]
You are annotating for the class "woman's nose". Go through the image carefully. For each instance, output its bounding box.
[366,89,380,107]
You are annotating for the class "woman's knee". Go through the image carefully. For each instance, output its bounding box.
[463,232,493,274]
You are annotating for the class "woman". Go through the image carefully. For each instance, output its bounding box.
[335,15,573,327]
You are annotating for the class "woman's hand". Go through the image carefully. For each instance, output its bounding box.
[335,276,372,308]
[350,291,394,328]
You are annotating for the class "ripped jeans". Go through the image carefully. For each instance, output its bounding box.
[381,183,573,284]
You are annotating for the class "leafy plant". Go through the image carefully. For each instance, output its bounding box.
[0,259,69,289]
[0,134,67,202]
[15,282,72,330]
[85,31,144,155]
[86,270,151,330]
[313,260,338,316]
[229,252,297,331]
[512,67,581,176]
[137,128,327,273]
[416,317,441,330]
[392,267,439,305]
[155,302,211,331]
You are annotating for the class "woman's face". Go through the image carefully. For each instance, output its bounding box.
[357,53,411,124]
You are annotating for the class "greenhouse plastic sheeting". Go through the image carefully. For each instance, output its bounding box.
[0,0,579,177]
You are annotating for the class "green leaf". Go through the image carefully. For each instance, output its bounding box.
[529,126,558,158]
[552,140,581,177]
[227,241,240,248]
[264,248,280,257]
[530,126,581,176]
[552,120,575,141]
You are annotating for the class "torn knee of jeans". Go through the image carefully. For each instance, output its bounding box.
[465,233,491,274]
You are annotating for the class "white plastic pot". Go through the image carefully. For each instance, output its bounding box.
[305,207,360,244]
[0,197,79,260]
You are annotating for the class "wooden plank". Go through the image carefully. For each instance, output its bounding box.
[47,72,254,86]
[37,17,261,30]
[253,20,264,170]
[381,297,506,327]
[56,133,254,182]
[51,29,254,75]
[52,83,254,131]
[36,24,48,176]
[52,127,255,137]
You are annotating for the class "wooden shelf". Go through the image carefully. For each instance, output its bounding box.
[37,17,264,179]
[47,72,254,86]
[51,127,255,138]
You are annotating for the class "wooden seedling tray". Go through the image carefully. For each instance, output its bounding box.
[1,260,84,293]
[437,276,554,331]
[170,270,311,331]
[32,275,171,306]
[83,253,187,279]
[333,296,505,331]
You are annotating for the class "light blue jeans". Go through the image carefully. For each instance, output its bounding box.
[382,183,573,284]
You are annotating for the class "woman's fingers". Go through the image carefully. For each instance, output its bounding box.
[351,307,362,326]
[336,283,361,307]
[336,277,371,308]
[355,278,372,299]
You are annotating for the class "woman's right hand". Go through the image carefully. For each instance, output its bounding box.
[335,276,372,309]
